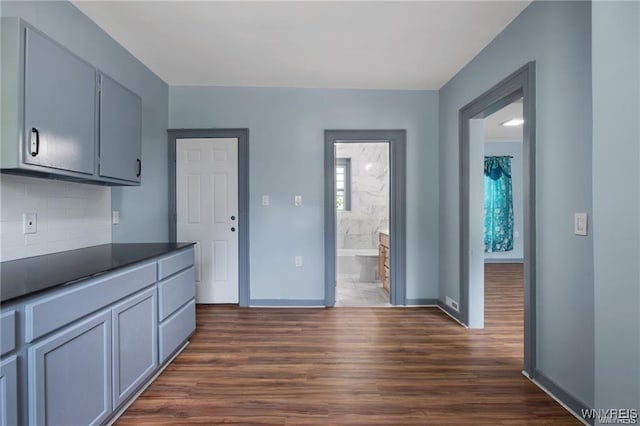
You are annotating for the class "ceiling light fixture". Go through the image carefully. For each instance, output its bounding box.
[501,118,524,127]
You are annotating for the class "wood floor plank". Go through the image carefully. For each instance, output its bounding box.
[116,264,579,425]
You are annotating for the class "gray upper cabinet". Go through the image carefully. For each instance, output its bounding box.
[23,27,96,175]
[99,74,142,184]
[0,18,142,186]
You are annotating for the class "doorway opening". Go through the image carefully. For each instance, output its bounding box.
[459,62,536,376]
[482,98,525,360]
[334,142,390,307]
[324,130,406,307]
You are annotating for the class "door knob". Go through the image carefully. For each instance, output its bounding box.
[230,227,236,232]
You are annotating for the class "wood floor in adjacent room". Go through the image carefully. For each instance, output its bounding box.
[117,263,579,425]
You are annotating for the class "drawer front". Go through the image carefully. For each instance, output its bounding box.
[0,310,16,356]
[158,267,195,321]
[157,247,194,280]
[25,261,156,342]
[158,299,195,363]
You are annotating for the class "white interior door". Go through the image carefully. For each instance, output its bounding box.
[176,138,239,304]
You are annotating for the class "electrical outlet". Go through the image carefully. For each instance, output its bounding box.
[445,296,459,312]
[23,212,37,234]
[295,256,303,267]
[294,195,302,207]
[262,195,270,206]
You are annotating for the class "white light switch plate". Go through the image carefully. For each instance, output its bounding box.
[112,210,120,225]
[295,256,303,267]
[294,195,302,207]
[262,195,270,206]
[574,212,587,236]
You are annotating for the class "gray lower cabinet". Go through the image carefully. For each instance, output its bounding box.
[0,355,19,426]
[3,246,195,425]
[157,249,196,363]
[112,288,157,408]
[28,311,112,426]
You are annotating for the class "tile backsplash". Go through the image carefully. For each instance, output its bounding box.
[0,174,111,261]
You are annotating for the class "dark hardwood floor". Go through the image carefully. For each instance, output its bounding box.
[116,264,579,425]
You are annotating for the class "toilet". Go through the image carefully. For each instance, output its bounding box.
[353,249,380,282]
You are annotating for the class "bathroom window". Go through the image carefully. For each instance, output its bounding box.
[336,158,351,211]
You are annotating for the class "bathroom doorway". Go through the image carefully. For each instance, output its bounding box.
[334,142,390,307]
[324,130,407,307]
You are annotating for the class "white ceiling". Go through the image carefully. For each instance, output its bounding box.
[484,100,523,142]
[73,1,531,90]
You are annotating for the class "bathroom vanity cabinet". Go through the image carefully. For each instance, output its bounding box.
[379,232,390,294]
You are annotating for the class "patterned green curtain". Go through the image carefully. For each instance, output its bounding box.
[484,156,514,252]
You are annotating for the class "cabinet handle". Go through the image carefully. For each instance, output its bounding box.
[136,158,141,177]
[30,128,40,157]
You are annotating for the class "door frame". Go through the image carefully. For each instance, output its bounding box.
[167,128,250,307]
[459,62,536,375]
[324,130,407,306]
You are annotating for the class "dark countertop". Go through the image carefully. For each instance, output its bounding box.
[0,243,195,304]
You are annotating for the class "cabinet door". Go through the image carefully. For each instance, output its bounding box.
[99,74,142,183]
[23,27,96,175]
[28,311,111,426]
[112,288,157,408]
[0,356,18,426]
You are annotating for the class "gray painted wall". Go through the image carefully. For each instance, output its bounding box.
[484,141,524,262]
[438,1,593,406]
[0,1,170,243]
[170,87,439,301]
[592,0,640,416]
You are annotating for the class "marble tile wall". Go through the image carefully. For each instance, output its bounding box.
[335,143,389,250]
